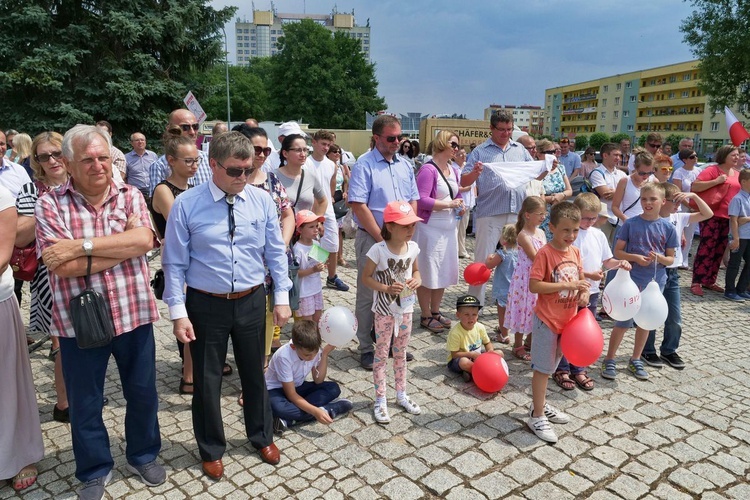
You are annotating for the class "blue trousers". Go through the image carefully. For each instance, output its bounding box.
[59,324,160,482]
[268,381,341,424]
[644,267,682,356]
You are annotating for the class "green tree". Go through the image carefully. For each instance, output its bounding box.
[589,132,610,151]
[664,134,686,153]
[573,135,588,150]
[637,134,648,147]
[268,19,385,129]
[610,133,630,145]
[681,1,750,111]
[0,1,235,143]
[189,62,272,122]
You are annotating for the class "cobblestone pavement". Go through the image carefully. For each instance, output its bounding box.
[6,235,750,499]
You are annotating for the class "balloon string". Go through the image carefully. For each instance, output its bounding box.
[653,253,657,281]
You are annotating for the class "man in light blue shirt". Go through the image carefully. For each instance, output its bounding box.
[162,132,291,478]
[348,115,419,370]
[460,111,534,304]
[125,132,158,198]
[558,137,581,177]
[149,109,211,195]
[671,137,694,171]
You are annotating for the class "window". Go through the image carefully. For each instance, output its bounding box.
[650,79,656,86]
[602,98,607,106]
[614,111,619,118]
[627,125,634,131]
[603,85,609,92]
[616,83,622,91]
[615,97,620,105]
[623,110,630,117]
[601,111,606,119]
[612,124,618,132]
[548,95,551,101]
[710,122,719,131]
[682,91,689,97]
[684,73,691,81]
[670,76,676,83]
[630,96,637,102]
[600,125,605,131]
[669,92,675,99]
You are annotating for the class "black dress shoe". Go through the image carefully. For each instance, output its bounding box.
[53,404,70,423]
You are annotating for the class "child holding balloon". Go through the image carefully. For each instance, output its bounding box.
[446,294,500,382]
[527,201,590,443]
[293,210,327,324]
[485,224,518,344]
[601,182,678,381]
[362,201,423,424]
[504,196,547,361]
[265,320,353,435]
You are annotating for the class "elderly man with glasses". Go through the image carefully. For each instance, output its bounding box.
[148,109,212,195]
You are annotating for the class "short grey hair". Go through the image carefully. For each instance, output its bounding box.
[208,131,252,163]
[62,125,112,160]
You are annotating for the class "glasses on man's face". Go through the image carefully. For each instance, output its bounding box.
[647,143,662,149]
[216,160,254,178]
[379,135,400,143]
[636,170,654,177]
[180,123,200,132]
[178,157,200,166]
[287,147,308,155]
[35,151,63,163]
[450,142,460,150]
[526,146,537,152]
[254,146,272,157]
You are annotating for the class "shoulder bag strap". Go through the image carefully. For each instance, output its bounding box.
[84,255,92,289]
[292,169,304,209]
[431,161,454,199]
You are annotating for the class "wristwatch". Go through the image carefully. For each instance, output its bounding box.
[82,238,93,257]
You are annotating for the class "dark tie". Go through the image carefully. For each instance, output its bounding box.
[225,194,236,241]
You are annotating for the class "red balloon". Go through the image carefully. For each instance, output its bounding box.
[560,308,604,367]
[472,352,509,393]
[464,263,492,286]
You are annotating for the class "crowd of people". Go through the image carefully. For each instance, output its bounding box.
[1,108,748,496]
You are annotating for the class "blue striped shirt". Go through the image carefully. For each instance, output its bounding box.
[148,150,211,195]
[462,138,533,218]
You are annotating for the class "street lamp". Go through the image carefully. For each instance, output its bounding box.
[220,26,231,126]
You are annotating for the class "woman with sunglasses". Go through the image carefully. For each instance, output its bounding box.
[274,134,328,216]
[672,149,701,269]
[611,150,655,229]
[572,147,598,179]
[413,130,464,333]
[652,154,674,183]
[690,145,743,296]
[150,128,200,394]
[535,139,573,240]
[14,132,70,422]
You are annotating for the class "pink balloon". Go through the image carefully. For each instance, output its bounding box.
[560,308,604,367]
[464,263,492,286]
[472,352,509,393]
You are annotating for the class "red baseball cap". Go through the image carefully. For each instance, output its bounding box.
[295,210,325,229]
[383,201,423,225]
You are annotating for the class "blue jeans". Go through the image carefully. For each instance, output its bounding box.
[644,268,681,356]
[59,324,160,482]
[556,293,598,375]
[268,381,341,424]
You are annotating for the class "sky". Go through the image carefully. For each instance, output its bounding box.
[210,0,697,120]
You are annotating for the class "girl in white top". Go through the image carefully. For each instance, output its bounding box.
[362,201,423,424]
[672,149,702,268]
[293,211,327,324]
[612,151,655,227]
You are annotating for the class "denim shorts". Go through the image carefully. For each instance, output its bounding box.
[447,357,463,373]
[530,315,563,375]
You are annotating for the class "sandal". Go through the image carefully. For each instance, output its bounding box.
[338,258,347,266]
[420,316,444,333]
[512,345,531,361]
[573,371,594,391]
[703,283,725,293]
[493,326,510,344]
[431,311,452,328]
[10,465,37,492]
[553,371,575,391]
[179,378,194,395]
[222,363,233,376]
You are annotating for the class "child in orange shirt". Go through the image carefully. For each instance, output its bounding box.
[527,202,590,443]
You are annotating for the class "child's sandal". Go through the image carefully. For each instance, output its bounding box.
[513,345,531,361]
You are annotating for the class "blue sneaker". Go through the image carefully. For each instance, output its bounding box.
[628,359,649,380]
[601,359,617,380]
[738,291,750,300]
[724,292,745,302]
[126,461,166,487]
[326,399,353,419]
[326,275,350,291]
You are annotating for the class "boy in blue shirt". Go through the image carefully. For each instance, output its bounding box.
[725,169,750,300]
[601,182,678,381]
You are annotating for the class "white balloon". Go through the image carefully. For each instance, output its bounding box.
[633,280,668,330]
[318,306,358,347]
[601,268,642,321]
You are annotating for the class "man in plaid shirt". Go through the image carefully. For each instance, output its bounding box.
[35,125,166,500]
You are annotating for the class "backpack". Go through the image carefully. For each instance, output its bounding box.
[580,166,605,198]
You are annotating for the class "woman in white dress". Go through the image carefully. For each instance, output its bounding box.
[413,130,464,333]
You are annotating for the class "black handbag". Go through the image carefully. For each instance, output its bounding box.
[69,256,115,349]
[333,198,348,219]
[151,268,165,300]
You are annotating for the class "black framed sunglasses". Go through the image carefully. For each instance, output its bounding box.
[35,151,63,163]
[254,146,272,157]
[647,143,662,149]
[180,123,200,132]
[216,160,254,178]
[542,149,556,155]
[450,142,460,150]
[688,154,698,159]
[379,135,399,143]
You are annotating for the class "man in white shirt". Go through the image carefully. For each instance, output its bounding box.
[305,130,349,292]
[589,142,626,246]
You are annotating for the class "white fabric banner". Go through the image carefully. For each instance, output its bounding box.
[482,154,555,190]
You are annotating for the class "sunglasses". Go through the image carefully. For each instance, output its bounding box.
[647,143,662,149]
[216,160,254,178]
[636,171,654,177]
[542,150,556,155]
[379,135,400,143]
[659,166,673,172]
[526,146,537,151]
[688,154,697,159]
[254,146,272,157]
[35,151,63,163]
[180,123,200,132]
[450,142,460,150]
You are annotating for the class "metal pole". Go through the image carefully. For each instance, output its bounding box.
[221,27,231,126]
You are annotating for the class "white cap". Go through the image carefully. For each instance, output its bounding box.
[278,121,307,138]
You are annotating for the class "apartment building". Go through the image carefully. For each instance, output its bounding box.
[485,104,545,137]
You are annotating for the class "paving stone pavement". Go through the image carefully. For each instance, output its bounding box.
[7,235,750,499]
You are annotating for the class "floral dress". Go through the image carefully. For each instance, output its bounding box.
[503,232,545,334]
[540,168,568,240]
[250,172,292,292]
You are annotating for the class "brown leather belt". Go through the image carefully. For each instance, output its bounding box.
[193,284,261,300]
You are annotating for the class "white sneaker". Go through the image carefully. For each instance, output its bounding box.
[374,403,391,424]
[527,415,558,443]
[397,395,421,415]
[530,402,570,424]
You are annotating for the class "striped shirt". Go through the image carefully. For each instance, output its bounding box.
[35,179,160,337]
[462,138,533,218]
[148,150,211,195]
